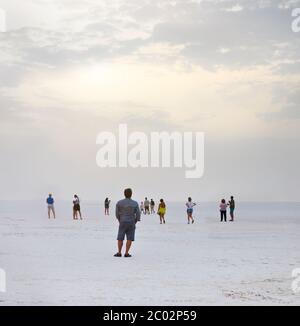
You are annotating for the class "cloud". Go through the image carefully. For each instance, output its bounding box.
[0,0,299,72]
[152,5,300,69]
[226,4,244,12]
[259,85,300,120]
[120,109,181,131]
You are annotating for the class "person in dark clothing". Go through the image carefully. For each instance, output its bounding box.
[73,195,82,220]
[150,199,155,214]
[228,196,235,222]
[104,198,111,215]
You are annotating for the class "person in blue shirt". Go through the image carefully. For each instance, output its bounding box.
[46,194,56,219]
[114,188,141,258]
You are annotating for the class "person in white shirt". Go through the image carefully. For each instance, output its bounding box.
[186,197,196,224]
[140,201,144,214]
[144,198,150,214]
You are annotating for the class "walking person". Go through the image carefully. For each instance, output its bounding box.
[140,201,144,214]
[47,194,56,219]
[228,196,235,222]
[158,199,166,224]
[150,199,155,214]
[104,198,111,215]
[73,195,82,220]
[144,198,150,214]
[115,188,141,258]
[219,199,227,222]
[186,197,196,224]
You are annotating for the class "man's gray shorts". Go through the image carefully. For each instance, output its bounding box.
[117,222,136,241]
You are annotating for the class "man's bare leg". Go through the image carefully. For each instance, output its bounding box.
[125,240,132,255]
[118,240,123,254]
[48,208,51,219]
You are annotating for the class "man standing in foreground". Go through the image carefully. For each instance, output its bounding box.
[115,188,141,258]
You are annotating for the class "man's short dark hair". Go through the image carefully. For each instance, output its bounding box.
[124,188,132,198]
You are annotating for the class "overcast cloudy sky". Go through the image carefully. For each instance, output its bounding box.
[0,0,299,202]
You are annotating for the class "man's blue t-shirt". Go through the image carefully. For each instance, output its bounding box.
[47,197,54,205]
[115,198,141,224]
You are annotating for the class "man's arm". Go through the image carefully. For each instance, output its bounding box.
[135,204,141,223]
[115,202,120,222]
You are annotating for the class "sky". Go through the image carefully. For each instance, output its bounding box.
[0,0,299,202]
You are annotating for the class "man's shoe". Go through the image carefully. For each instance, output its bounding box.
[114,253,122,257]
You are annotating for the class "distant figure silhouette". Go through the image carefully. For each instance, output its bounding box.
[150,199,155,214]
[73,195,82,220]
[46,194,56,219]
[104,198,111,215]
[140,201,144,214]
[144,197,150,214]
[186,197,196,224]
[158,199,166,224]
[228,196,235,222]
[219,199,227,222]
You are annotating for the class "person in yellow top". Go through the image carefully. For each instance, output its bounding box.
[158,199,166,224]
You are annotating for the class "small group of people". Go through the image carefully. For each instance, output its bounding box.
[140,198,155,215]
[139,198,166,224]
[219,196,235,222]
[46,194,82,220]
